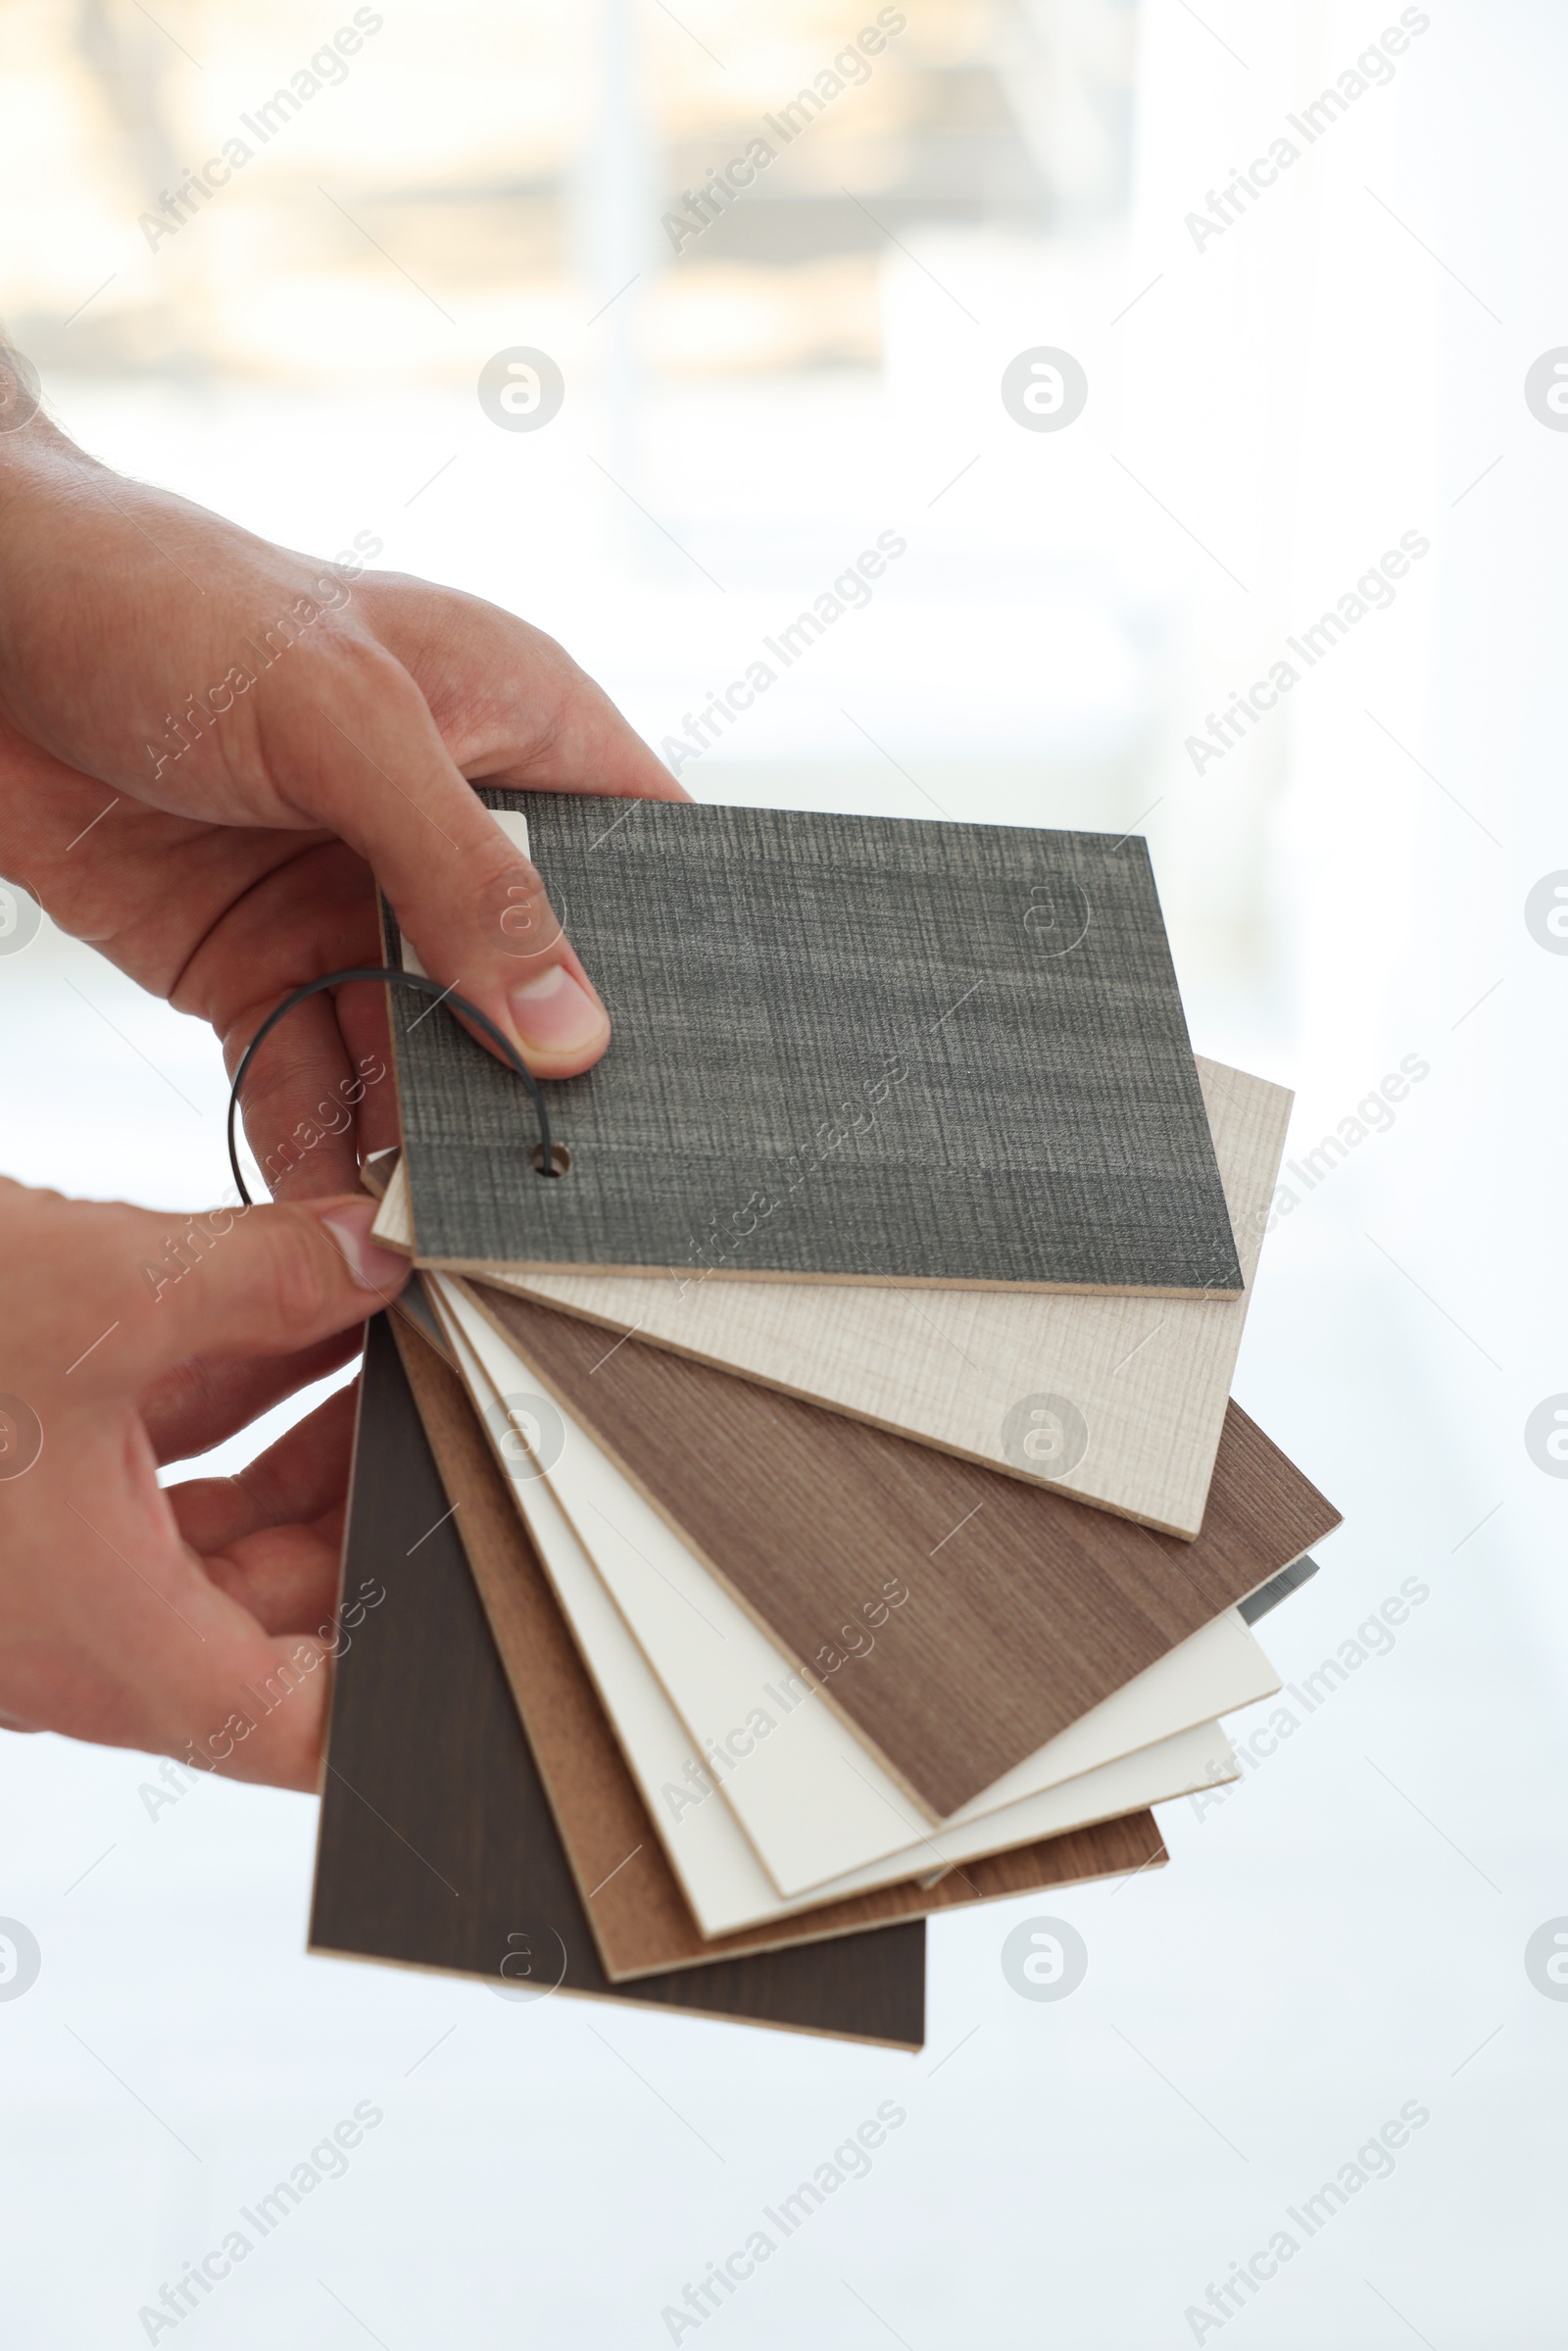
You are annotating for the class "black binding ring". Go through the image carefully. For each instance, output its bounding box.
[226,964,558,1208]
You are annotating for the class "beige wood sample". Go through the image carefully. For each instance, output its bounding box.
[495,1055,1285,1537]
[391,1317,1171,1981]
[371,1058,1289,1538]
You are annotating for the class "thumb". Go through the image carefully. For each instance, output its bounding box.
[104,1195,408,1387]
[265,648,620,1081]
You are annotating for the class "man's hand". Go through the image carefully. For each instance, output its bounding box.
[0,370,686,1198]
[0,1176,410,1789]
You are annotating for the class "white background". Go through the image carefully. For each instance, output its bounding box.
[2,2,1565,2344]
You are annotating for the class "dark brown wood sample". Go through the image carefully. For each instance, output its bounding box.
[469,1283,1343,1821]
[384,790,1243,1296]
[309,1315,927,2045]
[392,1314,1169,1981]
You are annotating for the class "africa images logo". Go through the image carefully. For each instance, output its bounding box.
[1524,1396,1568,1478]
[0,348,41,434]
[1001,348,1088,432]
[1524,871,1568,952]
[0,1395,44,1481]
[1524,352,1568,429]
[1525,1919,1568,1999]
[1001,1916,1089,2001]
[0,877,43,956]
[477,348,565,432]
[1001,1393,1089,1480]
[0,1919,41,2001]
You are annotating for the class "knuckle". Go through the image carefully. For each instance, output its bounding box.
[331,628,409,687]
[314,629,418,710]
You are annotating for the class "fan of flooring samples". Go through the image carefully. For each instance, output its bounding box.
[379,799,1243,1297]
[305,802,1342,2037]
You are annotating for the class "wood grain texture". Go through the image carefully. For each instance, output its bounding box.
[384,794,1242,1296]
[393,1316,1169,1977]
[309,1315,927,2045]
[480,1057,1290,1538]
[469,1284,1342,1820]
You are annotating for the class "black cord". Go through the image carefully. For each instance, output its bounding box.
[226,965,558,1207]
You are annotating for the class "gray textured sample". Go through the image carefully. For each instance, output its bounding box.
[385,793,1242,1293]
[1239,1553,1321,1624]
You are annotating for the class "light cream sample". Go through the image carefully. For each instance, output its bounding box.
[374,1059,1290,1540]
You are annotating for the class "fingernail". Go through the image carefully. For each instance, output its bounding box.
[509,964,608,1054]
[319,1202,409,1294]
